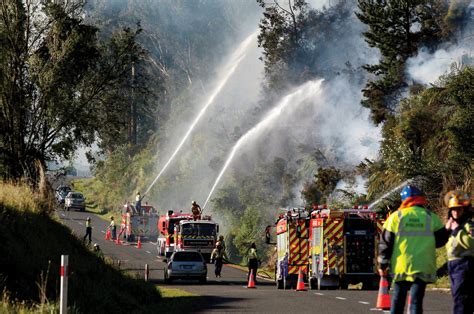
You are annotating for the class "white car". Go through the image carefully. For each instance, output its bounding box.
[64,192,86,212]
[164,251,207,284]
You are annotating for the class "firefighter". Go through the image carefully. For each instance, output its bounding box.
[444,190,474,314]
[211,241,227,278]
[108,216,117,240]
[248,243,259,283]
[83,217,92,245]
[191,201,202,220]
[135,192,142,213]
[218,235,226,252]
[378,185,449,314]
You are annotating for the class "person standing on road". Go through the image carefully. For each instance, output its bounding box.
[248,243,259,283]
[108,216,116,240]
[211,242,227,278]
[378,185,449,314]
[218,235,226,252]
[83,217,92,245]
[444,190,474,314]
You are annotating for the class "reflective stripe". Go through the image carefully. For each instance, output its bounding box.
[396,210,432,236]
[378,256,390,264]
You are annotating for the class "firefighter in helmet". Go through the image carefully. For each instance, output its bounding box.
[378,185,448,313]
[444,190,473,314]
[191,200,202,220]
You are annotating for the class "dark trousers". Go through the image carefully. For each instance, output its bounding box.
[83,227,92,244]
[248,258,258,283]
[449,258,474,314]
[111,226,117,240]
[214,258,223,277]
[391,279,427,314]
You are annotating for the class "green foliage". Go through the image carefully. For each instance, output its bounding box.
[232,206,264,260]
[301,166,342,205]
[365,67,473,208]
[0,1,150,183]
[356,0,452,124]
[0,183,162,312]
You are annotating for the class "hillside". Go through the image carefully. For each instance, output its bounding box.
[0,183,162,313]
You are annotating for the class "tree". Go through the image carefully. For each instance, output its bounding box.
[356,0,451,124]
[0,1,146,183]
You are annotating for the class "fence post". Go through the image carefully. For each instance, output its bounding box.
[60,255,69,314]
[117,260,121,270]
[145,264,149,281]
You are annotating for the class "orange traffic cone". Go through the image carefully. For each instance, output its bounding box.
[105,229,111,240]
[407,295,411,313]
[137,236,142,249]
[247,270,256,289]
[376,276,391,310]
[296,267,307,291]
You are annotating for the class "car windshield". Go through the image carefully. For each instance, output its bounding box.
[172,252,203,262]
[69,193,83,199]
[181,223,216,236]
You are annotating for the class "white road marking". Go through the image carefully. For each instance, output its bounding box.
[358,301,370,305]
[146,251,151,254]
[336,297,346,300]
[314,293,324,296]
[78,222,83,225]
[370,308,382,311]
[101,230,105,233]
[61,213,65,217]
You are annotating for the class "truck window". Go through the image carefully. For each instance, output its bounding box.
[181,223,216,236]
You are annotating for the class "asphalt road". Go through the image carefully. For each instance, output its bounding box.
[58,209,453,313]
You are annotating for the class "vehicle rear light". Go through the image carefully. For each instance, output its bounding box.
[166,237,170,246]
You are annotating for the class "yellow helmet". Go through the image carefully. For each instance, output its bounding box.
[444,190,471,209]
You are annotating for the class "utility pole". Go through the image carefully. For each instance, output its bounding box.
[131,63,137,145]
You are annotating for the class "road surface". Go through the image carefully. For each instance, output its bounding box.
[58,209,453,313]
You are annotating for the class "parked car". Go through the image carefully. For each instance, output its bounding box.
[164,251,207,284]
[55,185,72,204]
[64,192,86,212]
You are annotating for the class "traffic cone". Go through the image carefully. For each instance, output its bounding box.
[105,229,111,240]
[247,270,256,289]
[137,236,142,249]
[115,237,121,245]
[376,276,391,310]
[296,267,307,291]
[407,295,411,313]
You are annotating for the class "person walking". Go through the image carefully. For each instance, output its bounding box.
[83,217,92,245]
[444,190,473,314]
[218,235,226,252]
[248,243,259,284]
[378,185,449,314]
[211,242,227,278]
[108,216,117,240]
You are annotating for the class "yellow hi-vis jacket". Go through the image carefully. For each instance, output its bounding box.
[381,206,444,283]
[446,218,474,261]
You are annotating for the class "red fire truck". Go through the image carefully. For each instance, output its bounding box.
[270,206,384,290]
[157,211,193,257]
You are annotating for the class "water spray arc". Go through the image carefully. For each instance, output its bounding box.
[143,31,258,197]
[203,79,325,209]
[367,179,414,210]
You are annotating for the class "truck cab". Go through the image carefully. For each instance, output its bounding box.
[174,216,219,262]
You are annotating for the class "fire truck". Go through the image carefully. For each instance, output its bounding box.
[271,206,384,290]
[274,208,310,289]
[309,206,383,289]
[157,211,193,257]
[121,203,159,242]
[157,211,219,260]
[174,215,219,261]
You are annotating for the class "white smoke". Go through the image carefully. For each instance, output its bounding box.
[407,46,472,85]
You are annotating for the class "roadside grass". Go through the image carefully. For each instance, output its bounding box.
[0,182,163,313]
[157,287,212,313]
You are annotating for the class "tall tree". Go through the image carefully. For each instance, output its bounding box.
[0,0,146,182]
[356,0,450,124]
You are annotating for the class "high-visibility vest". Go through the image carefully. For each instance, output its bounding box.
[446,218,474,261]
[383,206,444,283]
[249,248,258,260]
[86,220,91,228]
